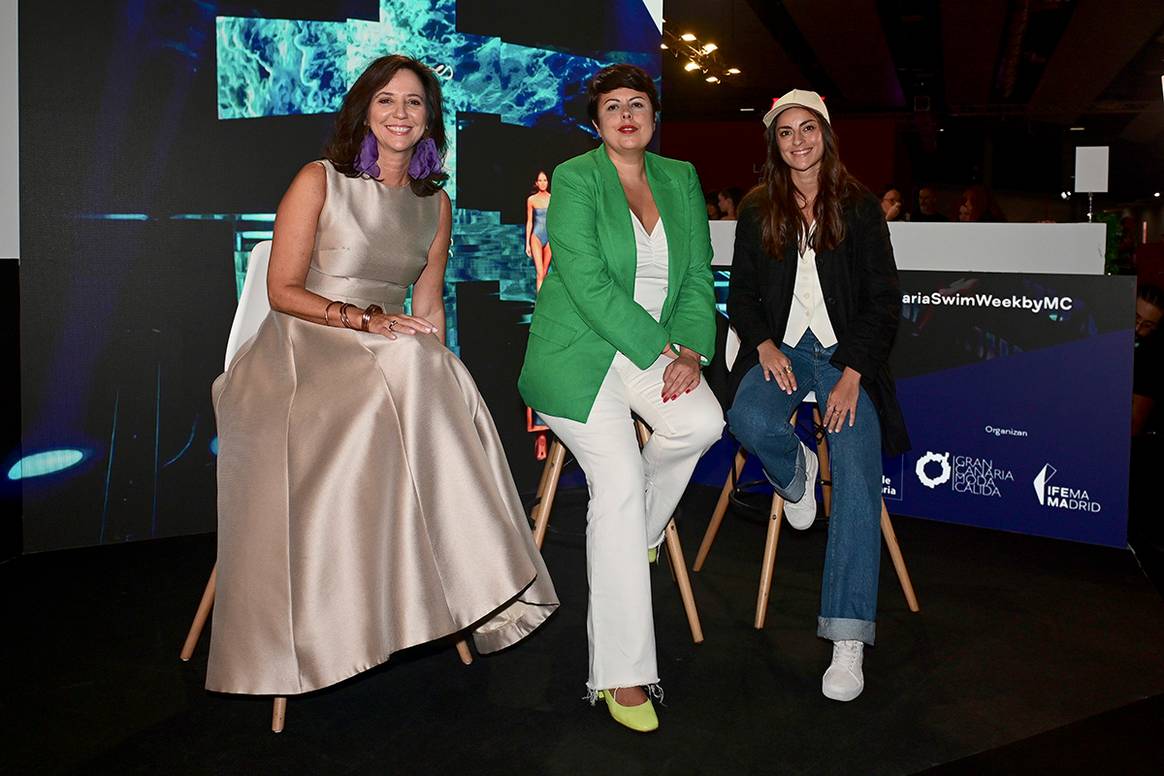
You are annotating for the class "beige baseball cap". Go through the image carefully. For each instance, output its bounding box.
[761,88,830,127]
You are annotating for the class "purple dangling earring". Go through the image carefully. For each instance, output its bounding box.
[356,130,380,179]
[408,137,444,180]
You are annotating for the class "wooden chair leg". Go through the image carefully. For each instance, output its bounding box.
[455,638,474,665]
[694,449,746,572]
[535,445,552,501]
[812,407,833,517]
[532,440,566,550]
[754,495,786,629]
[880,500,920,612]
[271,697,287,733]
[664,519,704,644]
[180,565,217,661]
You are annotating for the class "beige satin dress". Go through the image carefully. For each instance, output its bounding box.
[206,160,558,695]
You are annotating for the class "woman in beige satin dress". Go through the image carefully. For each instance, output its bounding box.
[206,54,558,696]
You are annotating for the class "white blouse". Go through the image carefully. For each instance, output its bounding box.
[783,225,838,348]
[629,210,669,321]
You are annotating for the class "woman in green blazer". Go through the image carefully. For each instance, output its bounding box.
[518,64,724,733]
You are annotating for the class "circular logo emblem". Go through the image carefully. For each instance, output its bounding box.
[916,451,951,489]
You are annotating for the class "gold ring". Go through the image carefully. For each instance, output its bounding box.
[388,319,398,331]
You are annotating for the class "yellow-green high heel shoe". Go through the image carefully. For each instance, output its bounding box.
[646,545,659,564]
[597,688,659,733]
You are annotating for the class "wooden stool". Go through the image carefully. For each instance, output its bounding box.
[179,566,473,732]
[693,408,919,629]
[529,419,705,644]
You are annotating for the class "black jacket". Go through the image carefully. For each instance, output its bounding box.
[726,190,911,456]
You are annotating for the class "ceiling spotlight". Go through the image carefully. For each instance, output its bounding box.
[1060,191,1071,200]
[1155,192,1161,198]
[1069,126,1085,132]
[661,26,739,88]
[739,107,755,112]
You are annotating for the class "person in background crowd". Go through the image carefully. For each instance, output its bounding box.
[913,185,948,222]
[706,191,721,219]
[718,186,744,220]
[1133,283,1164,436]
[879,185,903,221]
[518,63,723,733]
[958,185,1005,222]
[726,88,909,704]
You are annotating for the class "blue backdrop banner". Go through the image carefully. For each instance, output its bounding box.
[884,271,1134,548]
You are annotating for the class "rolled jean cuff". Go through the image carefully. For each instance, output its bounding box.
[764,443,806,502]
[817,616,876,645]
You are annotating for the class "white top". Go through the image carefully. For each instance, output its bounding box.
[630,210,669,321]
[783,226,838,348]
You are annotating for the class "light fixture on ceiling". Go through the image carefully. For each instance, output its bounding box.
[1069,126,1085,131]
[1155,192,1161,198]
[740,107,755,112]
[662,25,740,85]
[1060,191,1071,200]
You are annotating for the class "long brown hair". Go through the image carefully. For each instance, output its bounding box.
[324,54,448,197]
[746,108,863,257]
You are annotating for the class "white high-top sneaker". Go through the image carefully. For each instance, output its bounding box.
[781,441,818,530]
[822,639,865,701]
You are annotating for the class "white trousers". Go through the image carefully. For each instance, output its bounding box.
[539,353,724,690]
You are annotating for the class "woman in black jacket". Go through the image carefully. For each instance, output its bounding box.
[726,89,909,702]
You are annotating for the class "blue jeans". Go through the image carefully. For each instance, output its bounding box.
[726,330,882,644]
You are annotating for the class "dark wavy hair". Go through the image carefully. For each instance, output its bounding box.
[745,108,863,257]
[323,54,448,197]
[586,64,661,125]
[528,169,550,196]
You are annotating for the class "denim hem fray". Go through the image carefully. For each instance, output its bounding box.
[817,616,876,645]
[764,442,807,502]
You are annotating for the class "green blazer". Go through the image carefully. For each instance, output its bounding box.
[518,147,717,423]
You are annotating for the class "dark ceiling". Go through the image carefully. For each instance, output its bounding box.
[659,0,1164,200]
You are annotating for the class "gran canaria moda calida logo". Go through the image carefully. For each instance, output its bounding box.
[916,451,1014,497]
[1033,464,1102,512]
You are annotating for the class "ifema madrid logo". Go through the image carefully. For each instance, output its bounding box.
[915,451,1014,497]
[1033,464,1102,512]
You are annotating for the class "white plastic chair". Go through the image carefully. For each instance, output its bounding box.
[179,241,472,732]
[222,240,273,370]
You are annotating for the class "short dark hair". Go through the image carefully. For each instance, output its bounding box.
[323,54,448,197]
[586,64,660,124]
[1139,283,1164,310]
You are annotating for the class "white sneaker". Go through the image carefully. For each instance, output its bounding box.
[822,640,865,702]
[781,442,818,530]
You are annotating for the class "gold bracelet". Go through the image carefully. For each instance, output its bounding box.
[339,303,357,329]
[323,300,342,325]
[361,304,383,331]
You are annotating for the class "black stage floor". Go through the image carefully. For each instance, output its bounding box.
[4,485,1164,775]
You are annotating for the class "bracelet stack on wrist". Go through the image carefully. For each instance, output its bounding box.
[332,302,384,332]
[361,304,384,332]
